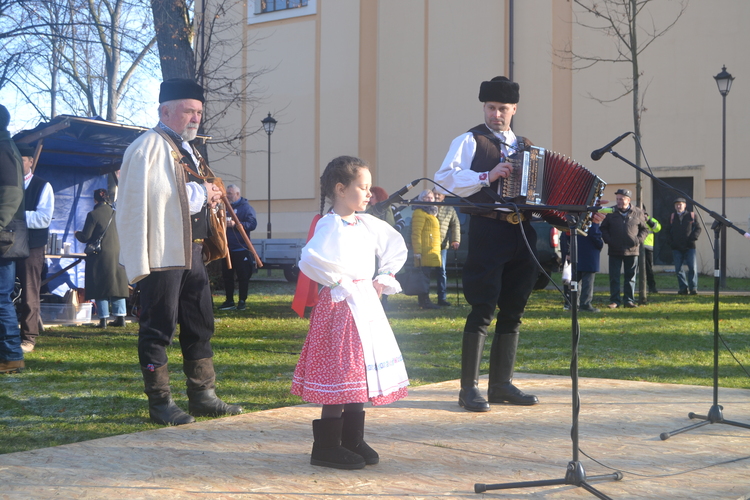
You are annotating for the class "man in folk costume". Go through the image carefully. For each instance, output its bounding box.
[117,79,242,425]
[434,76,540,412]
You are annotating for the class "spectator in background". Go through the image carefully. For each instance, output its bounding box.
[561,222,604,313]
[666,197,701,295]
[0,104,27,374]
[432,188,460,306]
[75,189,129,328]
[410,189,441,309]
[643,210,661,294]
[600,188,648,309]
[15,144,54,351]
[218,184,257,311]
[367,186,405,233]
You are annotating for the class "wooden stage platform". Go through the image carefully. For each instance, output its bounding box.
[1,374,749,499]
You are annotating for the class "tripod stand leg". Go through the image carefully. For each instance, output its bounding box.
[660,419,710,440]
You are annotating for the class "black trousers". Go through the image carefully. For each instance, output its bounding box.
[462,216,538,336]
[16,246,45,342]
[645,248,656,289]
[137,243,214,368]
[221,249,254,302]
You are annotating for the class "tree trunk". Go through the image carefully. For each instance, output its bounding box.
[150,0,196,81]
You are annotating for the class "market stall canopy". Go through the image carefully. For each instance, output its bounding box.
[13,115,150,174]
[13,115,209,174]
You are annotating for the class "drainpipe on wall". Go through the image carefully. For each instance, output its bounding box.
[508,0,514,81]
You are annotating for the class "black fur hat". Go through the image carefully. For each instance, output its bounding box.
[159,78,205,103]
[478,76,520,104]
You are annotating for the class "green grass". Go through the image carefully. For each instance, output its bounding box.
[1,270,749,455]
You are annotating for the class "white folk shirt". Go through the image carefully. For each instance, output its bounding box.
[23,173,54,229]
[434,124,518,201]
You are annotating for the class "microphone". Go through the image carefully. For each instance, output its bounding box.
[373,179,421,215]
[590,132,632,161]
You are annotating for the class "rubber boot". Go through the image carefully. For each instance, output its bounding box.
[310,418,366,470]
[457,331,490,412]
[184,358,243,417]
[141,364,195,425]
[487,333,539,405]
[341,411,379,465]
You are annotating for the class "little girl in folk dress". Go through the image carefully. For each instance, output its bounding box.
[291,156,409,470]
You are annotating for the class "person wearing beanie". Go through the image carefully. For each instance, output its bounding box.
[0,104,27,373]
[117,79,242,425]
[434,77,606,412]
[14,142,54,352]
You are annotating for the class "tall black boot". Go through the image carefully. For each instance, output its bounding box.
[487,333,539,405]
[458,331,490,412]
[341,411,379,465]
[311,417,366,470]
[141,364,195,425]
[184,358,243,417]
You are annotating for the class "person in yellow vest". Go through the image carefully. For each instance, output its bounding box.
[643,210,661,294]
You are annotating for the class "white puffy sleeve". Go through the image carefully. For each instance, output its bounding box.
[360,214,408,295]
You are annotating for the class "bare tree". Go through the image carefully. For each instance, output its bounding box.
[0,0,158,123]
[150,0,271,168]
[557,0,687,303]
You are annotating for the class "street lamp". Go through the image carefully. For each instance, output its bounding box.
[714,66,733,287]
[261,112,277,240]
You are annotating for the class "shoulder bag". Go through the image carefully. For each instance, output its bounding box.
[84,210,114,256]
[0,218,30,260]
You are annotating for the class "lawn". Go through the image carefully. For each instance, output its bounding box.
[1,270,748,455]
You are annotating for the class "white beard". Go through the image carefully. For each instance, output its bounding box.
[182,127,199,141]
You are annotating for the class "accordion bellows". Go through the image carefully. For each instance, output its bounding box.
[503,146,606,233]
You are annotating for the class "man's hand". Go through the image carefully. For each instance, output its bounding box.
[450,241,460,250]
[203,181,223,207]
[591,212,606,224]
[488,162,512,182]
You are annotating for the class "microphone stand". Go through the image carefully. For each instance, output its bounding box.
[474,212,623,499]
[603,149,750,440]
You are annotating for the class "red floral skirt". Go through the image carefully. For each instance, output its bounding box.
[291,287,407,405]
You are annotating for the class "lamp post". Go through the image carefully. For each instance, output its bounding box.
[261,112,277,240]
[714,66,733,287]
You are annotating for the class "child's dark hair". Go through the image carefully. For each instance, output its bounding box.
[319,155,369,215]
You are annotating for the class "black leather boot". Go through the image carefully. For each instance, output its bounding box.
[487,333,539,405]
[458,331,490,412]
[108,316,126,327]
[341,411,379,465]
[311,418,366,469]
[141,364,195,425]
[184,358,243,417]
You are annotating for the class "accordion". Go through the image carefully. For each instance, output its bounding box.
[501,145,606,233]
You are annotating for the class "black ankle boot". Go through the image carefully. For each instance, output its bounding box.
[96,317,107,329]
[487,333,539,405]
[341,411,379,465]
[311,418,366,469]
[458,331,490,412]
[141,365,195,425]
[108,316,126,327]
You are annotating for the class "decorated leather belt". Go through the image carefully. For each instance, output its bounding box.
[476,211,526,224]
[193,239,204,243]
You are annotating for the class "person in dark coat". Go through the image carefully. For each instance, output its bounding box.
[75,189,129,328]
[665,197,702,295]
[217,184,257,311]
[600,188,648,309]
[560,223,604,313]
